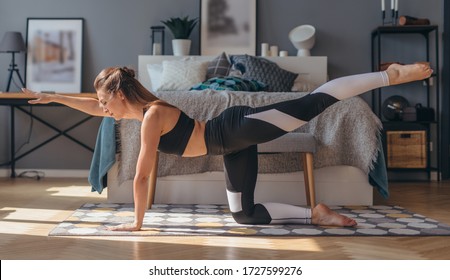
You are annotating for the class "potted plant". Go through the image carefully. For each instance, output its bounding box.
[161,16,198,56]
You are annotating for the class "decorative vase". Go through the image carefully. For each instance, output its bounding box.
[172,39,191,56]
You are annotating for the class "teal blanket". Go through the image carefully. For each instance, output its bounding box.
[368,134,389,198]
[89,117,116,193]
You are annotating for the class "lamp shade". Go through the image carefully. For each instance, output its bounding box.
[0,32,26,53]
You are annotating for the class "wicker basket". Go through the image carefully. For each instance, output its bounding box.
[386,130,427,168]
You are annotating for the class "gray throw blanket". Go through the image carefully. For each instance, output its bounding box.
[117,89,383,188]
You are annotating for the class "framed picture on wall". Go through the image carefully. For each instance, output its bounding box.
[25,18,84,93]
[200,0,257,56]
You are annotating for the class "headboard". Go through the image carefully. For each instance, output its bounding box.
[138,55,327,91]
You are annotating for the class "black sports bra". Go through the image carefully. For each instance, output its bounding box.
[158,111,195,156]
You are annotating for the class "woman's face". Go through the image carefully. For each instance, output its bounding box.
[97,90,125,120]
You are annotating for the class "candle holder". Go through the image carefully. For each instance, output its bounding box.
[381,10,387,25]
[151,26,165,55]
[381,0,399,26]
[382,9,399,26]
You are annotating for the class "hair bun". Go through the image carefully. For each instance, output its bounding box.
[120,67,135,78]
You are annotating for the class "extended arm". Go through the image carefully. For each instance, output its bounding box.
[22,88,107,117]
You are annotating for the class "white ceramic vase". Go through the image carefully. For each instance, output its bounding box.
[172,39,191,56]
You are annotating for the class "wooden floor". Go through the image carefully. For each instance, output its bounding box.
[1,177,450,260]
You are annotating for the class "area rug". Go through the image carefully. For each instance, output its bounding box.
[49,203,450,236]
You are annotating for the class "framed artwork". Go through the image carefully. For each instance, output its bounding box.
[200,0,257,56]
[25,18,84,93]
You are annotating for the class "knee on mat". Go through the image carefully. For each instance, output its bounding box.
[231,207,272,225]
[231,211,254,224]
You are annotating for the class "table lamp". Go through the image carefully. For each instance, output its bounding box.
[288,25,316,56]
[0,31,26,91]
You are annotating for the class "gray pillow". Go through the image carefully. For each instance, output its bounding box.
[229,54,247,74]
[206,52,231,80]
[231,55,298,92]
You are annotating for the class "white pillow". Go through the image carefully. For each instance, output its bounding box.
[146,63,163,91]
[291,73,318,92]
[158,60,209,91]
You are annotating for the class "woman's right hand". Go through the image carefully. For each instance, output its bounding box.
[22,88,54,104]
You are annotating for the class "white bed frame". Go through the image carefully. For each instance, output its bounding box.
[106,55,374,206]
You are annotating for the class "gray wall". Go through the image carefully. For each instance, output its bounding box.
[0,0,444,171]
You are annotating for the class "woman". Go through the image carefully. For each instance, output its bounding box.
[23,63,432,231]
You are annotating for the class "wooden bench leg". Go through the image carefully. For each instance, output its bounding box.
[302,152,316,209]
[146,152,159,209]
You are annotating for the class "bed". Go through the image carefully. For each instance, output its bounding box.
[101,54,388,206]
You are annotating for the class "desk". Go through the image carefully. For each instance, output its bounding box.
[0,93,98,177]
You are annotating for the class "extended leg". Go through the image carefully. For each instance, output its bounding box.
[208,65,433,154]
[245,71,390,133]
[245,64,432,134]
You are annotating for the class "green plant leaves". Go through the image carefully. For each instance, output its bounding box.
[161,16,198,39]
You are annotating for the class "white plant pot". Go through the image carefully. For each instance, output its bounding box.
[172,39,191,56]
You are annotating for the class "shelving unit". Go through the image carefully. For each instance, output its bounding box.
[371,25,440,180]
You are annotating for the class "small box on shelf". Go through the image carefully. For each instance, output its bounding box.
[386,130,427,169]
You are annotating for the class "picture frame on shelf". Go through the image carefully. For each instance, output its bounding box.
[200,0,257,56]
[25,18,84,93]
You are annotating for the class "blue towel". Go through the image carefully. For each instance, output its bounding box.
[89,117,116,193]
[368,134,389,199]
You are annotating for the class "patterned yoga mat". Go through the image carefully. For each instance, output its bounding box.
[49,203,450,236]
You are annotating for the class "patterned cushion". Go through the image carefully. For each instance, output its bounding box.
[230,55,298,92]
[158,60,209,91]
[206,52,231,79]
[190,76,267,91]
[229,55,247,74]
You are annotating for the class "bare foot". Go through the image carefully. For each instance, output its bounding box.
[311,203,357,227]
[386,63,433,85]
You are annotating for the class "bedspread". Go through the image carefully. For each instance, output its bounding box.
[113,89,387,196]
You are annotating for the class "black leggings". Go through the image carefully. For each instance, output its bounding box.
[204,71,389,224]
